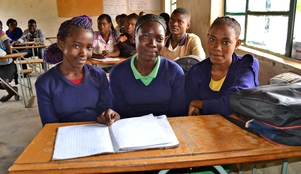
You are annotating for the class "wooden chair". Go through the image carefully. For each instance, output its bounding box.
[174,56,201,84]
[174,55,201,76]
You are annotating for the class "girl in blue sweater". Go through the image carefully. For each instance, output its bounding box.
[186,16,259,116]
[109,14,186,119]
[36,15,119,126]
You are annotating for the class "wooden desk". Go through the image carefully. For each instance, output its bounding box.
[0,52,27,60]
[1,52,36,108]
[86,58,127,65]
[12,45,48,72]
[8,115,301,173]
[46,37,56,43]
[0,53,28,101]
[12,45,46,51]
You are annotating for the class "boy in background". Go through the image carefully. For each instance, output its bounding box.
[15,19,45,59]
[161,8,206,60]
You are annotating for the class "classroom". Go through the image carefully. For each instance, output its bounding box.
[1,0,301,173]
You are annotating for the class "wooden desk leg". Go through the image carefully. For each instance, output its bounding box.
[213,165,228,174]
[239,163,244,174]
[41,48,48,71]
[15,58,26,107]
[252,164,257,174]
[281,158,288,174]
[0,78,21,98]
[15,57,34,108]
[158,170,169,174]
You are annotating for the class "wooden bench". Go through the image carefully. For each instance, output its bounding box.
[14,59,45,74]
[18,69,35,108]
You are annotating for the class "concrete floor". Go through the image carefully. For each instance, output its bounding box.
[0,75,42,174]
[0,74,300,174]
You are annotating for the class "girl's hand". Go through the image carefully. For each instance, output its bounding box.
[101,50,109,58]
[188,100,203,116]
[188,105,200,116]
[118,35,127,43]
[96,109,120,126]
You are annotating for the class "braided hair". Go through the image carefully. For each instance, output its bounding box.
[135,14,167,34]
[210,16,241,39]
[44,15,93,64]
[97,14,119,42]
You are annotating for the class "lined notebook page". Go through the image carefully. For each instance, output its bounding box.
[110,114,172,151]
[147,115,180,149]
[52,124,114,160]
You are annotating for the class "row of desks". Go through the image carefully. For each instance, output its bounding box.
[7,114,301,173]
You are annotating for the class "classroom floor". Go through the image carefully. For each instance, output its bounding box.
[0,75,41,174]
[0,73,301,174]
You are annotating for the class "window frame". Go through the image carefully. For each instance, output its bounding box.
[224,0,298,57]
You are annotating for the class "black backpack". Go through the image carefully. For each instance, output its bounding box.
[229,83,301,146]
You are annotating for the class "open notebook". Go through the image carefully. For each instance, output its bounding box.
[52,114,179,160]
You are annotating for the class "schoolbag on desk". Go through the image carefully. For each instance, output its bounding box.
[229,83,301,146]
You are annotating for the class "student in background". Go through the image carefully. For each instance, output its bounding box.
[107,14,186,120]
[117,13,139,57]
[92,14,120,59]
[114,15,121,35]
[5,18,23,45]
[0,20,19,102]
[161,8,206,60]
[36,15,119,126]
[186,16,259,116]
[14,19,45,59]
[159,12,171,37]
[116,13,127,35]
[139,11,146,16]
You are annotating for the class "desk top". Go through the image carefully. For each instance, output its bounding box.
[46,37,57,40]
[0,52,27,60]
[12,45,46,50]
[86,57,127,65]
[8,115,301,173]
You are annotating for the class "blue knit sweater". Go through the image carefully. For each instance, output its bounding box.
[185,53,260,116]
[110,56,186,118]
[35,64,112,126]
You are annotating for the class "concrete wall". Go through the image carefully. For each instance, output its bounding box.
[176,0,224,57]
[237,47,301,85]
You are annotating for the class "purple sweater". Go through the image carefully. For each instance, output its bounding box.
[35,64,112,126]
[110,56,186,118]
[185,53,259,116]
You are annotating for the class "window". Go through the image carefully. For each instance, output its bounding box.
[171,0,177,12]
[225,0,301,58]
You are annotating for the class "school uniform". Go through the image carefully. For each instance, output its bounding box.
[35,64,112,126]
[185,53,260,116]
[93,31,117,55]
[110,55,186,118]
[161,33,206,60]
[0,31,15,81]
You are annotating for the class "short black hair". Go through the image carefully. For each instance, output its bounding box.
[135,14,167,34]
[127,13,139,21]
[160,13,170,23]
[210,16,241,39]
[6,18,17,27]
[172,8,191,19]
[28,19,36,24]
